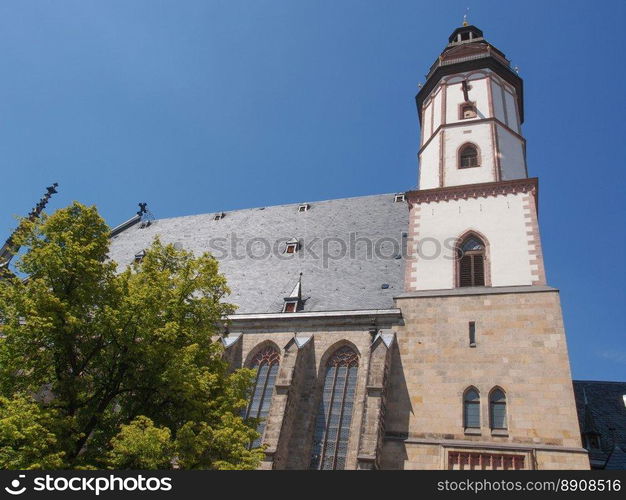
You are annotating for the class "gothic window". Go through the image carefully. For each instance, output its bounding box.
[461,103,477,119]
[463,387,481,429]
[459,144,480,168]
[489,388,508,430]
[309,346,359,470]
[245,345,280,448]
[457,235,486,287]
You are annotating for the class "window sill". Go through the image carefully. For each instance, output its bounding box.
[464,428,482,436]
[491,429,509,437]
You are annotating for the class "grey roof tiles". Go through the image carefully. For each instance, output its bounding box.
[573,380,626,469]
[107,193,409,315]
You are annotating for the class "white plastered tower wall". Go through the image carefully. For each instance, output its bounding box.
[409,25,541,292]
[407,189,544,291]
[418,70,527,191]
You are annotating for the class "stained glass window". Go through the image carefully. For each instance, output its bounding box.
[309,346,359,470]
[245,345,280,448]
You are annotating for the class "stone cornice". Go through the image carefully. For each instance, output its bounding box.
[224,308,403,330]
[407,178,538,206]
[384,433,588,455]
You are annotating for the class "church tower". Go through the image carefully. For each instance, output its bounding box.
[407,23,543,290]
[381,24,590,470]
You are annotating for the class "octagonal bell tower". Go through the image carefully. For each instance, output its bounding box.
[416,24,527,189]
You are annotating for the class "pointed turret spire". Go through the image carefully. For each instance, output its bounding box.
[0,183,59,277]
[282,273,303,312]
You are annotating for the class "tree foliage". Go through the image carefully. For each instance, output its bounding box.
[0,202,263,469]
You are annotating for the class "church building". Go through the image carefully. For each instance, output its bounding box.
[106,24,589,470]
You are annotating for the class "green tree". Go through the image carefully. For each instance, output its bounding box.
[0,202,263,469]
[0,394,66,469]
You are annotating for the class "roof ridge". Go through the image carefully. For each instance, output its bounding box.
[138,191,403,224]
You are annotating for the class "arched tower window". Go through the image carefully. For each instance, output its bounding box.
[459,144,480,168]
[489,388,508,430]
[463,387,481,429]
[457,235,486,287]
[245,345,280,448]
[309,346,359,470]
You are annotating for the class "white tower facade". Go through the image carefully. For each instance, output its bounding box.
[406,25,545,291]
[418,25,527,189]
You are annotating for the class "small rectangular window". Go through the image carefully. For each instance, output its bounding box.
[469,321,476,347]
[394,194,406,203]
[460,103,477,120]
[298,204,310,213]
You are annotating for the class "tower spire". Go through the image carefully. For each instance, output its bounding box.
[463,7,469,26]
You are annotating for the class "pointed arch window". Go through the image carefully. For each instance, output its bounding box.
[463,388,481,429]
[458,235,486,287]
[309,346,359,470]
[489,388,508,430]
[459,144,480,168]
[245,345,280,448]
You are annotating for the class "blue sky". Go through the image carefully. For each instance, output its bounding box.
[0,1,624,381]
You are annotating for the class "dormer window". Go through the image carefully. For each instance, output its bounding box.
[394,193,406,203]
[298,204,310,213]
[284,238,300,254]
[214,212,225,221]
[283,301,297,313]
[282,274,303,313]
[134,250,146,263]
[460,103,477,120]
[584,433,601,450]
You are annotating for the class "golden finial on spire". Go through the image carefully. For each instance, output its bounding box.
[463,7,470,26]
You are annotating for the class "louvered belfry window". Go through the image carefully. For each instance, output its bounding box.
[459,144,479,168]
[309,346,359,470]
[458,236,486,287]
[245,345,280,448]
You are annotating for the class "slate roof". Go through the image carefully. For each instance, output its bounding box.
[573,380,626,469]
[107,193,409,314]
